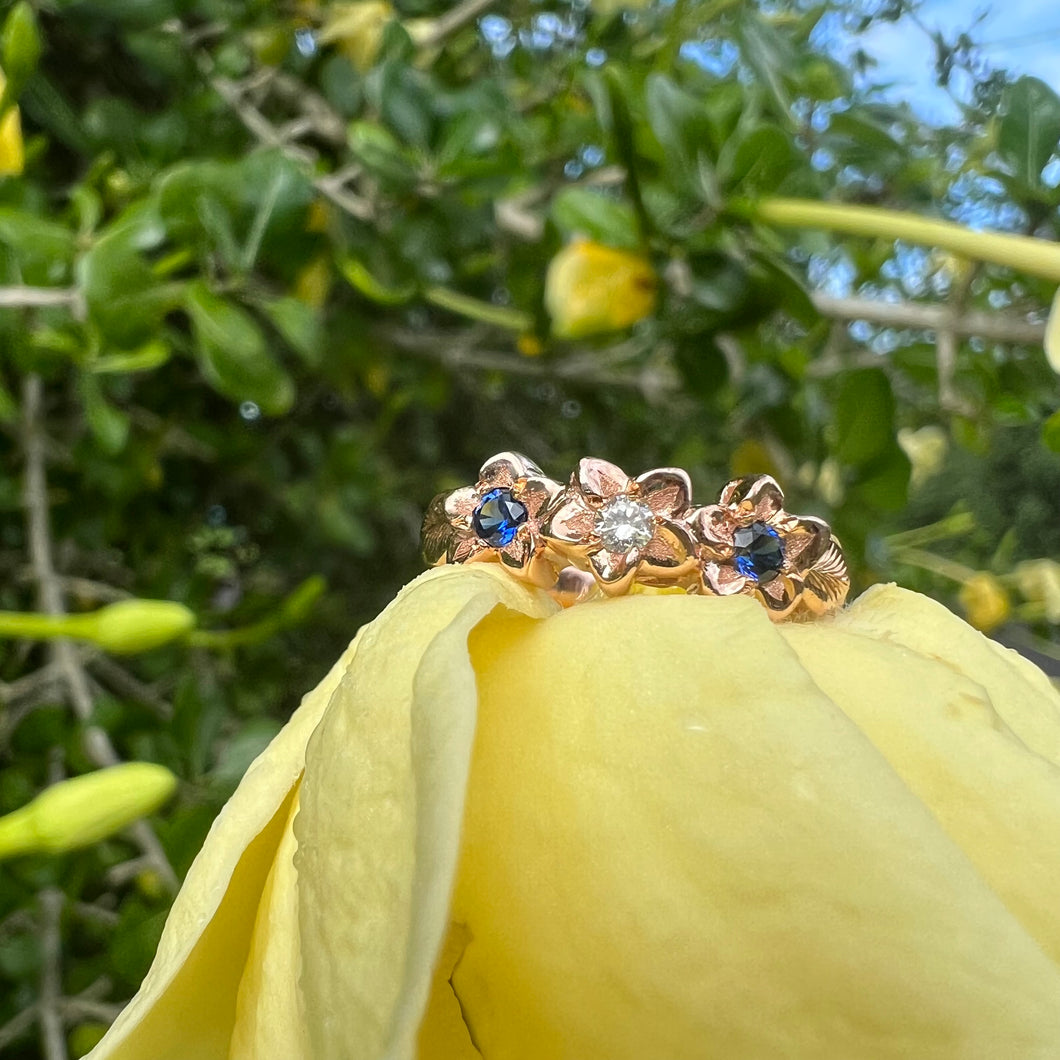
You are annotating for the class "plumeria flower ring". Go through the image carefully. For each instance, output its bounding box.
[422,451,563,589]
[690,473,850,620]
[541,457,700,596]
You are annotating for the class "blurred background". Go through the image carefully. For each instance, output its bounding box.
[0,0,1059,1055]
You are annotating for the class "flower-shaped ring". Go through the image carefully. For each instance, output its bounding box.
[541,457,699,596]
[421,452,563,589]
[690,474,849,620]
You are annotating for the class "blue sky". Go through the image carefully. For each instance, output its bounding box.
[853,0,1060,123]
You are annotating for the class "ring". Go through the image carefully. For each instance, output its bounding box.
[422,455,849,619]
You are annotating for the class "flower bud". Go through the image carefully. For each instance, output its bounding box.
[545,238,657,339]
[0,68,23,176]
[85,598,196,654]
[959,572,1011,633]
[1015,559,1060,623]
[0,763,178,859]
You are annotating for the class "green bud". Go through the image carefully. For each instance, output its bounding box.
[0,2,41,112]
[85,598,196,654]
[0,763,178,860]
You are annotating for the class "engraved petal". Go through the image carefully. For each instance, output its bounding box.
[577,457,632,502]
[542,495,598,544]
[719,474,785,522]
[756,572,800,618]
[689,505,736,556]
[780,516,833,572]
[702,560,751,596]
[498,534,533,570]
[635,467,692,517]
[517,476,563,523]
[588,546,638,595]
[801,537,851,613]
[479,452,528,489]
[421,492,457,566]
[639,518,699,580]
[444,487,480,523]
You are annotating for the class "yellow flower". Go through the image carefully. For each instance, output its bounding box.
[545,238,657,339]
[959,571,1011,633]
[319,1,394,72]
[88,567,1060,1059]
[0,69,24,177]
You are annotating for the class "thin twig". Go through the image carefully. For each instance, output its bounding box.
[0,286,83,315]
[38,888,66,1060]
[811,292,1046,345]
[419,0,498,46]
[20,375,179,894]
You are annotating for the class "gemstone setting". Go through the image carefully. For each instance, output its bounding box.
[595,495,655,552]
[732,521,785,582]
[473,487,528,547]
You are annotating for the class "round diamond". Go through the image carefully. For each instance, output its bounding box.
[472,487,528,547]
[595,496,655,552]
[732,521,785,582]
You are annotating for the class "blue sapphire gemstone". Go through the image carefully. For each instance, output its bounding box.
[472,487,528,547]
[732,521,785,582]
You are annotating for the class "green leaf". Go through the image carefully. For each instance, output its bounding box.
[348,121,418,186]
[998,76,1060,192]
[550,187,640,249]
[79,374,129,455]
[259,296,323,367]
[848,444,911,512]
[1043,409,1060,453]
[833,368,895,467]
[645,73,716,199]
[0,2,41,113]
[79,211,183,347]
[185,282,295,416]
[719,125,801,195]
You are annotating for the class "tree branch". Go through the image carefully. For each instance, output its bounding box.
[37,888,66,1060]
[811,292,1046,345]
[0,286,83,315]
[20,375,179,894]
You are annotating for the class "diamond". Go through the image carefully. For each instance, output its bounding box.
[732,521,785,582]
[472,488,528,547]
[595,496,654,552]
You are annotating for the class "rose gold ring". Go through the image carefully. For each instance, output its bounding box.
[422,457,849,619]
[421,451,565,590]
[689,474,850,620]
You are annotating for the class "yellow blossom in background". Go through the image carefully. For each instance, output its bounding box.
[959,572,1011,633]
[1015,559,1060,623]
[545,238,657,339]
[0,763,177,859]
[0,69,24,177]
[318,1,393,72]
[897,424,949,489]
[85,565,1060,1059]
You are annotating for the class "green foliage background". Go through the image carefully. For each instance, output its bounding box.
[0,0,1059,1054]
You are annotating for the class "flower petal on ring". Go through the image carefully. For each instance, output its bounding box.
[639,519,698,576]
[588,547,637,593]
[444,487,480,523]
[479,452,528,489]
[719,475,785,522]
[781,517,833,571]
[518,476,562,523]
[690,505,735,555]
[499,534,533,570]
[756,572,799,617]
[636,468,692,517]
[703,561,750,596]
[577,458,632,502]
[543,496,597,544]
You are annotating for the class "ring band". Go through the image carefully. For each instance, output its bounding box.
[423,454,849,620]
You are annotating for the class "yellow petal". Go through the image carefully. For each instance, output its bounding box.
[228,788,309,1059]
[545,238,657,339]
[440,594,1060,1058]
[87,631,364,1060]
[294,565,558,1060]
[957,571,1011,632]
[781,614,1060,966]
[1046,286,1060,374]
[833,583,1060,766]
